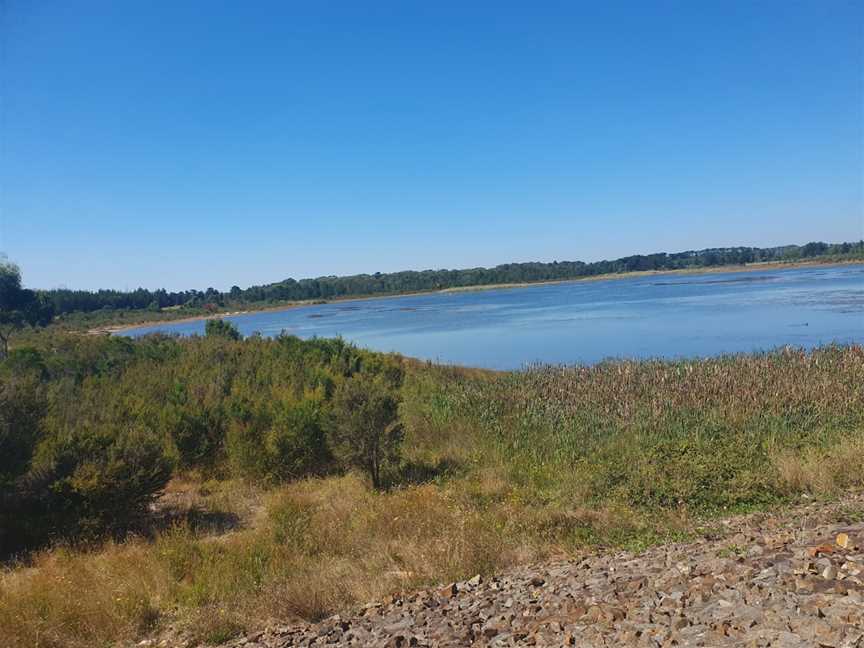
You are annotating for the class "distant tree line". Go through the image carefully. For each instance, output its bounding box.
[39,240,864,316]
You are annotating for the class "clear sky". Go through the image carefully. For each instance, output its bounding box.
[2,1,862,291]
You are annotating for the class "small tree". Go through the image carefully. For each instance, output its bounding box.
[329,373,402,489]
[205,318,241,340]
[0,262,54,358]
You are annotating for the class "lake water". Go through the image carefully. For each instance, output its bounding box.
[122,264,864,369]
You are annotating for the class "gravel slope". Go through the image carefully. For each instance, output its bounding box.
[209,495,864,648]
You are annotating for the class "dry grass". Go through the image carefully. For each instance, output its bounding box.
[168,474,521,633]
[0,473,683,648]
[0,542,167,648]
[774,435,864,495]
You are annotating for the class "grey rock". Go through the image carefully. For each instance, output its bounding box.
[204,495,864,648]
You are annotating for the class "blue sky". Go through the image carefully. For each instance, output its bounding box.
[2,1,862,291]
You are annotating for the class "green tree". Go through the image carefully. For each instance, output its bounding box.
[205,318,241,340]
[329,373,403,489]
[0,262,54,357]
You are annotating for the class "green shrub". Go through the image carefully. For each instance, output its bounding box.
[27,425,174,542]
[3,347,48,378]
[265,396,330,481]
[0,375,45,488]
[0,375,47,555]
[329,373,403,489]
[226,395,329,483]
[205,319,241,340]
[0,332,411,555]
[162,406,225,470]
[579,418,777,510]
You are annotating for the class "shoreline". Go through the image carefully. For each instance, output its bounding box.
[91,257,863,335]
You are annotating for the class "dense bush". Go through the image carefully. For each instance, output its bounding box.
[0,332,405,556]
[226,393,330,483]
[0,375,47,553]
[0,375,45,489]
[30,424,174,539]
[205,318,241,340]
[0,363,178,554]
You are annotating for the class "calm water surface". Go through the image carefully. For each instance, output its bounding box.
[122,264,864,369]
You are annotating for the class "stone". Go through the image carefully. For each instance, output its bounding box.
[809,544,836,557]
[747,544,765,558]
[202,495,864,648]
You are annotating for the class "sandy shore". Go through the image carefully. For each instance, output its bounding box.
[92,258,862,335]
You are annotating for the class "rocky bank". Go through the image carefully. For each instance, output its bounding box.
[204,495,864,647]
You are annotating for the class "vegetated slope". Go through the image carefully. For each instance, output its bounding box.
[0,330,404,558]
[1,335,863,648]
[218,494,864,647]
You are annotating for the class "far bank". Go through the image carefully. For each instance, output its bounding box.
[92,257,863,336]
